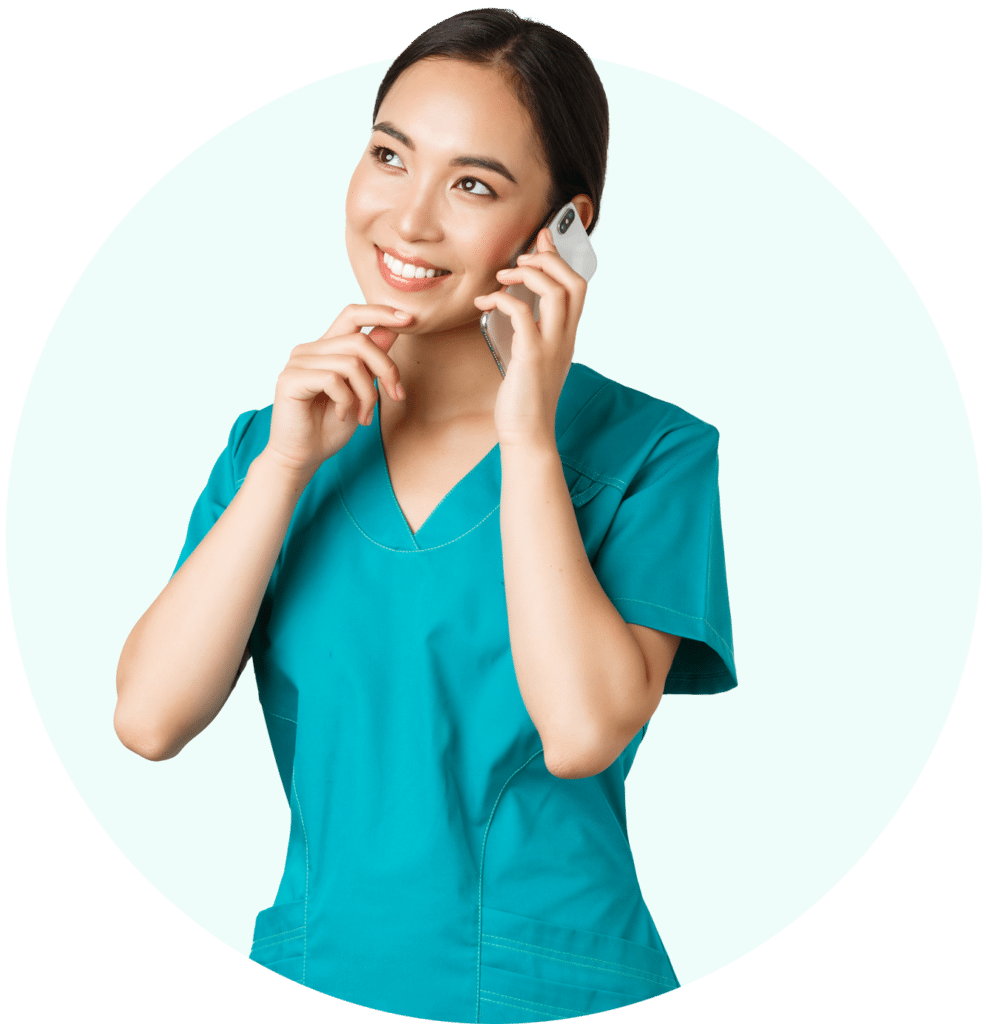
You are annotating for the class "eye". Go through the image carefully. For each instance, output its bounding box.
[456,177,496,198]
[370,145,405,170]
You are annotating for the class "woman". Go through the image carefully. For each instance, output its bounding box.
[115,9,737,1022]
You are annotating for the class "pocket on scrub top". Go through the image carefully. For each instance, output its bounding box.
[478,906,679,1022]
[249,898,306,984]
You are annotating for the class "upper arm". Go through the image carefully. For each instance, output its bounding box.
[626,622,681,721]
[232,645,252,690]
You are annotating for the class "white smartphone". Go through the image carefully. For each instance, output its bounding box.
[480,201,598,377]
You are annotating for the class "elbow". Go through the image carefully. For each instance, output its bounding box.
[114,649,187,760]
[543,744,612,779]
[542,708,660,781]
[543,752,593,779]
[542,725,615,779]
[113,700,181,762]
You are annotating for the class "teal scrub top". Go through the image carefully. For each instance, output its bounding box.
[174,362,737,1022]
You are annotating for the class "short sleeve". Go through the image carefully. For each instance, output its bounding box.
[591,420,737,694]
[172,410,261,577]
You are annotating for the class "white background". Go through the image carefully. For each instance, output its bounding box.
[5,59,978,987]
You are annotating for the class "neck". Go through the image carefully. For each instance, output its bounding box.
[383,317,503,428]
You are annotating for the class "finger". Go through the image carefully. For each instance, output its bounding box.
[360,330,405,402]
[329,354,379,425]
[364,327,406,399]
[321,303,413,340]
[514,249,588,324]
[290,334,404,402]
[366,325,399,349]
[494,264,569,341]
[287,354,380,424]
[279,368,360,424]
[474,287,538,319]
[516,247,584,287]
[473,290,539,356]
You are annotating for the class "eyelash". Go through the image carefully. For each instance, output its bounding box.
[369,145,498,199]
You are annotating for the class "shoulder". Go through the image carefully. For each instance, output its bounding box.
[558,363,719,490]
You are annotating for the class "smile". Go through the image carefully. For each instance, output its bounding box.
[375,247,452,292]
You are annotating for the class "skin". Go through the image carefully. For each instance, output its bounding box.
[114,57,680,777]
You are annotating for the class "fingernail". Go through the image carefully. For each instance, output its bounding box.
[396,382,406,400]
[394,309,411,319]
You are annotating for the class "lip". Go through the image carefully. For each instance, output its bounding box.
[375,246,452,292]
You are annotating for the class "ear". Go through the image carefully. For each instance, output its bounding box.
[570,193,594,232]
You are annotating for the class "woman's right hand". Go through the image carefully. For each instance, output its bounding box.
[264,304,411,477]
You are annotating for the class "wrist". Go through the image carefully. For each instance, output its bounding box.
[498,437,563,488]
[497,432,558,460]
[250,447,319,496]
[501,423,556,456]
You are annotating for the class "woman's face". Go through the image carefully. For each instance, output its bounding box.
[345,58,554,336]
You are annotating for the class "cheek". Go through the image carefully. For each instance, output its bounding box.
[345,167,383,230]
[458,218,531,277]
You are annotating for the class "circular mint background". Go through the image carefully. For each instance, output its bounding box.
[3,2,982,1024]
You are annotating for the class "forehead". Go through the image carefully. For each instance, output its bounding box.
[377,58,544,168]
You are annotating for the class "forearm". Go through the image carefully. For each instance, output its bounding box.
[499,441,653,778]
[115,449,311,760]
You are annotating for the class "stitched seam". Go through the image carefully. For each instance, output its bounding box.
[706,460,716,630]
[292,774,309,985]
[252,933,305,952]
[477,995,569,1019]
[406,446,499,534]
[483,939,666,985]
[483,933,663,978]
[559,455,626,490]
[478,995,561,1019]
[706,480,714,606]
[612,597,735,658]
[250,926,305,949]
[263,710,297,725]
[571,485,602,504]
[477,991,569,1015]
[374,410,501,548]
[338,488,500,552]
[476,750,546,1023]
[477,987,569,1011]
[485,934,669,983]
[372,408,420,548]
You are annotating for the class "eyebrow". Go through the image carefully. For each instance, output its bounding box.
[370,121,518,185]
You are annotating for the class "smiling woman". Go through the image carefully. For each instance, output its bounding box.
[347,58,556,343]
[113,8,737,1022]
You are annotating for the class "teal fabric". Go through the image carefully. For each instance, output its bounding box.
[173,362,737,1021]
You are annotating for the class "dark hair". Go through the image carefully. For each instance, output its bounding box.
[373,8,608,237]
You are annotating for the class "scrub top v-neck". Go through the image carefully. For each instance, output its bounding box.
[173,362,738,1022]
[354,379,502,548]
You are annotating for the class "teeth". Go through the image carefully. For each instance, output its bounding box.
[382,250,447,278]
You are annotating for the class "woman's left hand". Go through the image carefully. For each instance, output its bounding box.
[474,226,588,450]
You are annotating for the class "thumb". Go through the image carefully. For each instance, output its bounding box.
[367,325,400,350]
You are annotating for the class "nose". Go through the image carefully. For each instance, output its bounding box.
[393,177,444,244]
